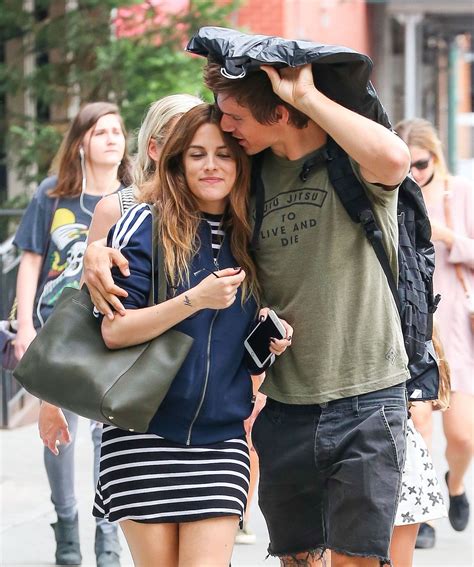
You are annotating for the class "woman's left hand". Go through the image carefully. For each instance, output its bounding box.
[258,307,293,356]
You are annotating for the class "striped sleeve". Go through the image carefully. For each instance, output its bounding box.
[107,204,154,310]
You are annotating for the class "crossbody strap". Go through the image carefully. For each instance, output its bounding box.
[443,179,471,298]
[149,205,167,306]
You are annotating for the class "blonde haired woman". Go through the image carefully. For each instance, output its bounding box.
[396,118,473,544]
[81,94,202,314]
[87,94,202,243]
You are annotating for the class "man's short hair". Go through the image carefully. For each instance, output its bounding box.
[204,62,309,129]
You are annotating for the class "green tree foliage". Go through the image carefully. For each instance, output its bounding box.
[1,0,239,186]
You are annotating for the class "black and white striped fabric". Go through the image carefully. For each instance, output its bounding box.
[93,426,250,524]
[117,186,137,216]
[203,213,224,261]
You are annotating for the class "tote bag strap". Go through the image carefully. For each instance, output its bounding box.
[149,206,167,306]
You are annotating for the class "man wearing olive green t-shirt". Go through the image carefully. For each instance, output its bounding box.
[205,62,411,567]
[81,63,411,566]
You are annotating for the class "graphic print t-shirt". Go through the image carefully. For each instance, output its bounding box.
[253,146,409,404]
[14,176,107,328]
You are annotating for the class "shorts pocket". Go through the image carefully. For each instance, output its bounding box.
[379,405,407,474]
[251,404,282,456]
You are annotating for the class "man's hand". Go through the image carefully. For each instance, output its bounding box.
[83,240,129,320]
[261,63,317,112]
[38,402,71,455]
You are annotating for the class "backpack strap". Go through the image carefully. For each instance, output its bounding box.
[325,137,402,314]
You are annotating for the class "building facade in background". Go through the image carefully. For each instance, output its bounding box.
[230,0,473,176]
[2,0,473,201]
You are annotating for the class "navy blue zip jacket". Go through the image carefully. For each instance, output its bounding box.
[108,204,259,445]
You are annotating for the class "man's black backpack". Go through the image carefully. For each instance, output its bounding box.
[323,139,441,400]
[250,139,441,402]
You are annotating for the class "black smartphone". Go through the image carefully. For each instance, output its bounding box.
[244,310,286,369]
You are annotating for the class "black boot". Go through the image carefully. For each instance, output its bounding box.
[95,526,121,567]
[51,514,82,565]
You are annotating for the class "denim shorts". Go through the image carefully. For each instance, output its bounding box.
[252,383,407,565]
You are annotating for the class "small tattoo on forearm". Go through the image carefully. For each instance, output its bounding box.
[184,295,192,307]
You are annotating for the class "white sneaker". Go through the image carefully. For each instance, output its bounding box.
[235,523,257,545]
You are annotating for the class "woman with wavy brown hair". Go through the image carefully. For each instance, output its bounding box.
[139,104,258,300]
[14,101,131,566]
[90,103,292,567]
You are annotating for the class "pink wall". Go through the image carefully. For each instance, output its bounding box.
[115,1,371,57]
[237,0,285,37]
[237,0,371,56]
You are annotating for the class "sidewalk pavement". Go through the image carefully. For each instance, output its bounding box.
[1,408,472,567]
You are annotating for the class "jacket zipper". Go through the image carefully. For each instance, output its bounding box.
[186,309,218,445]
[186,222,224,445]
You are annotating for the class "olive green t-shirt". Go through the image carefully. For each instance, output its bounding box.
[254,146,409,404]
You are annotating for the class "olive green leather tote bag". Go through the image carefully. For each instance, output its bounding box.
[14,209,194,432]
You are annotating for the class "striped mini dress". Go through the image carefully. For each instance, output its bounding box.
[93,426,250,524]
[93,212,251,524]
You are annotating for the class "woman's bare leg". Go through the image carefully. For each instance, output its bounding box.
[409,402,433,451]
[178,515,239,567]
[388,524,419,567]
[120,520,178,567]
[443,392,474,495]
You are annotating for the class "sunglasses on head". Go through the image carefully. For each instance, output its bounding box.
[411,157,432,171]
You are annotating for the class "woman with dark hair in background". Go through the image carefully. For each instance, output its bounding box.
[14,102,131,567]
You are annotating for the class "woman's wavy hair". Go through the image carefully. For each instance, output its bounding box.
[395,118,449,180]
[132,94,202,189]
[142,103,259,300]
[49,102,132,198]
